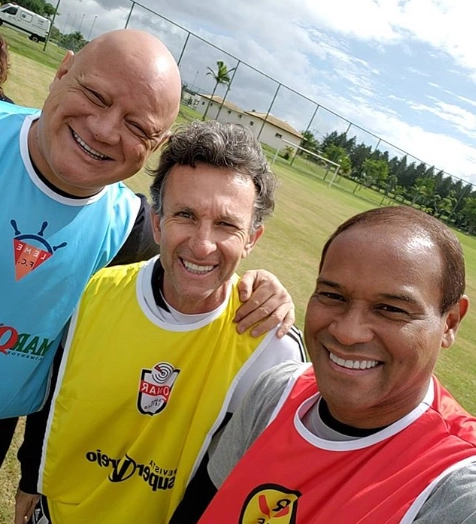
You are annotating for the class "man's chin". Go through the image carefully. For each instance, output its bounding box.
[166,285,224,314]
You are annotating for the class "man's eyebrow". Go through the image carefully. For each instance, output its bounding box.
[378,293,417,304]
[316,278,340,289]
[171,205,194,214]
[218,213,241,222]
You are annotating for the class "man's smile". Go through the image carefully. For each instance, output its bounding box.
[328,350,380,370]
[71,129,111,161]
[181,258,216,274]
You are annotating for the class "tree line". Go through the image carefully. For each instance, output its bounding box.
[300,129,476,234]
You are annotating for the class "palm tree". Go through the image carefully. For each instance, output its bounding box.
[202,60,235,120]
[410,177,434,208]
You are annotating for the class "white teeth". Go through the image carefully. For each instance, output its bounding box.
[329,352,378,370]
[183,260,215,274]
[72,131,109,160]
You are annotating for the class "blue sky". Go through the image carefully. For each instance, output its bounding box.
[55,0,476,183]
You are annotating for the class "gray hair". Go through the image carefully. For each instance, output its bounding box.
[149,120,277,231]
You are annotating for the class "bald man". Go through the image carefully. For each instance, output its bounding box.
[0,30,295,470]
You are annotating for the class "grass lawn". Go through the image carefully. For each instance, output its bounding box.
[1,34,476,521]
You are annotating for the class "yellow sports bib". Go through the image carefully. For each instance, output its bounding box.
[40,261,267,523]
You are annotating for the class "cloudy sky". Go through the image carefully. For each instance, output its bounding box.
[54,0,476,184]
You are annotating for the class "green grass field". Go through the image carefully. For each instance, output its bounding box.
[1,27,476,521]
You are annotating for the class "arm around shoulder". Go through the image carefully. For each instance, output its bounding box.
[234,270,296,338]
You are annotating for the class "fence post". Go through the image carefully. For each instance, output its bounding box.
[124,1,135,28]
[257,83,281,141]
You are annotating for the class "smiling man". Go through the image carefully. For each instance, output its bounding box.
[28,30,180,196]
[178,206,476,524]
[18,121,305,524]
[1,28,298,476]
[0,29,180,464]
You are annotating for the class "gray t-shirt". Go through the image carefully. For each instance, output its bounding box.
[208,362,476,523]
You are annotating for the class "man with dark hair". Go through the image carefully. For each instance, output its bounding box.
[0,28,296,474]
[178,206,476,523]
[16,120,305,523]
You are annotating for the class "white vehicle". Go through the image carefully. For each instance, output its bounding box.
[0,3,50,43]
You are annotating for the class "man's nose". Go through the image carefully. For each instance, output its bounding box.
[188,225,217,258]
[87,109,121,145]
[327,307,374,346]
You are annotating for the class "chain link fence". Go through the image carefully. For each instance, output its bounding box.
[124,1,475,229]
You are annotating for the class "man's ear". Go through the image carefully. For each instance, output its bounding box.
[242,225,264,259]
[151,209,162,245]
[49,51,74,90]
[441,295,469,348]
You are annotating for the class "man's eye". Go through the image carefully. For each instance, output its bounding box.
[176,211,192,219]
[316,291,345,302]
[126,121,148,138]
[378,304,408,315]
[84,88,105,105]
[218,221,237,229]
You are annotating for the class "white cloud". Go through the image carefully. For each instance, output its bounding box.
[409,100,476,138]
[455,94,476,109]
[300,0,402,42]
[298,0,476,80]
[396,0,476,75]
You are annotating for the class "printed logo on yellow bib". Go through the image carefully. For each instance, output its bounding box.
[239,483,301,523]
[137,361,180,415]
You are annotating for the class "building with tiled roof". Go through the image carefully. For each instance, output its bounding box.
[195,94,302,151]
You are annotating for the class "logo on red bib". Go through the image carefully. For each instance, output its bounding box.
[239,484,301,523]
